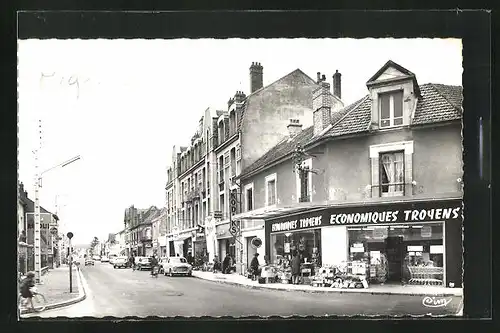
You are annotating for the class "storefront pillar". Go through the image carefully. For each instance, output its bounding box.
[445,220,463,288]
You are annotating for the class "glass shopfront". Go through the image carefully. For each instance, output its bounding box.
[270,229,321,267]
[347,222,444,285]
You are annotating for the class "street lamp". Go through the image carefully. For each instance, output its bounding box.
[34,155,81,283]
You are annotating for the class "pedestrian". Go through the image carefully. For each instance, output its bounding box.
[222,253,232,274]
[187,252,194,266]
[150,255,159,276]
[130,255,136,270]
[291,251,301,284]
[250,253,261,280]
[213,255,221,273]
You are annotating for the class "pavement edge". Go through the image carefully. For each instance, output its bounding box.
[191,273,462,297]
[20,267,87,315]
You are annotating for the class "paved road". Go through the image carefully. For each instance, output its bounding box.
[23,260,462,318]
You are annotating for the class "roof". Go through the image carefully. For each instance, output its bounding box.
[237,68,317,132]
[239,126,315,178]
[22,195,55,216]
[366,60,421,97]
[239,83,462,179]
[321,83,462,138]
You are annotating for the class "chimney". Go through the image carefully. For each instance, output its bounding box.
[332,70,341,100]
[287,119,303,137]
[249,62,263,93]
[234,90,246,103]
[312,81,332,136]
[227,97,234,109]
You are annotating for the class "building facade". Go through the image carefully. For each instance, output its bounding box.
[164,62,323,265]
[235,60,463,288]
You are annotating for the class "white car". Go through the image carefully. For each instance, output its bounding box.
[161,257,192,277]
[101,256,109,263]
[93,255,100,261]
[109,255,118,264]
[113,256,129,269]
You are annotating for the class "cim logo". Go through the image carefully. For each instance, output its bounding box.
[422,296,453,308]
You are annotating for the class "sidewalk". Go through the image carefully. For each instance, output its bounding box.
[191,271,463,297]
[19,265,85,314]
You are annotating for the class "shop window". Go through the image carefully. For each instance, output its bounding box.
[244,183,254,211]
[379,90,403,128]
[380,151,405,197]
[270,229,322,267]
[347,223,444,286]
[265,173,277,206]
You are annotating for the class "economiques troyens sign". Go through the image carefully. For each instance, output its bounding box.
[268,199,462,233]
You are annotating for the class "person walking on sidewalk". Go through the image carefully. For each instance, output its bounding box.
[222,253,232,274]
[250,253,261,280]
[291,251,301,285]
[129,255,136,270]
[213,255,221,273]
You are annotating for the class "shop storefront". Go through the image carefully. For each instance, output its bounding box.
[216,223,236,259]
[264,198,462,288]
[193,234,207,266]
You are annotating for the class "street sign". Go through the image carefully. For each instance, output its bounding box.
[230,191,237,215]
[67,232,73,239]
[213,211,222,219]
[50,227,58,235]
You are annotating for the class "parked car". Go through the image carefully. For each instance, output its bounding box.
[109,255,118,264]
[162,257,192,277]
[101,256,109,263]
[93,255,100,261]
[85,258,94,266]
[113,256,129,269]
[158,257,169,274]
[136,257,152,271]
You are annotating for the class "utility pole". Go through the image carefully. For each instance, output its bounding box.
[34,119,42,283]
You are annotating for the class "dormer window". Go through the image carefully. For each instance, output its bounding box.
[379,90,403,128]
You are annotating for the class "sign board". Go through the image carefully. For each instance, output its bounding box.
[213,211,222,219]
[268,199,462,233]
[50,227,58,235]
[430,245,444,254]
[421,226,432,238]
[407,245,424,252]
[230,191,238,217]
[229,222,240,237]
[350,246,365,253]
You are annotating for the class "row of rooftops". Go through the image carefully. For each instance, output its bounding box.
[237,60,463,179]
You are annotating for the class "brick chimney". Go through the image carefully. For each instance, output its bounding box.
[234,90,246,103]
[312,81,332,136]
[287,119,302,137]
[250,62,263,93]
[332,70,342,99]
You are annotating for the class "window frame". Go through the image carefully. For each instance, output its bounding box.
[265,173,278,207]
[369,141,413,198]
[379,150,405,197]
[244,183,254,212]
[379,90,404,129]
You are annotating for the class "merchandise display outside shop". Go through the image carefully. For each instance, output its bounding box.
[256,198,462,289]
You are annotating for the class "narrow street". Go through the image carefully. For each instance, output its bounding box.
[23,260,462,318]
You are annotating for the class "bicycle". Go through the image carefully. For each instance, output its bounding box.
[19,287,47,313]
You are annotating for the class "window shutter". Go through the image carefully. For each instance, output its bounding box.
[405,153,413,193]
[371,157,379,196]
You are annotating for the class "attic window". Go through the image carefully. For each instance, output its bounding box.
[379,90,403,128]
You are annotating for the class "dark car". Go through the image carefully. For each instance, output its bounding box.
[136,257,152,271]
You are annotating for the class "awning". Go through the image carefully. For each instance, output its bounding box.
[231,192,463,222]
[231,203,328,221]
[173,234,192,243]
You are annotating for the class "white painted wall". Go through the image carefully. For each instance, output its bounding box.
[321,226,348,266]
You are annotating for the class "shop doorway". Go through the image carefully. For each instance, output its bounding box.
[385,236,404,282]
[246,236,257,269]
[169,241,175,257]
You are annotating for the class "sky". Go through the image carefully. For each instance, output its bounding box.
[17,38,462,245]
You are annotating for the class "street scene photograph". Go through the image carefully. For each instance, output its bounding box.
[17,38,464,319]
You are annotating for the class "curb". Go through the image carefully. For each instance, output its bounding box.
[191,274,462,297]
[20,267,87,315]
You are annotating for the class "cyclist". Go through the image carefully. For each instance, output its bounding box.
[150,255,159,276]
[19,271,36,308]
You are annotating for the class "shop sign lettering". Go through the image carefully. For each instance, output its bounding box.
[268,200,462,233]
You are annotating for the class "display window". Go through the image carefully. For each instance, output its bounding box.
[270,229,321,267]
[347,223,444,286]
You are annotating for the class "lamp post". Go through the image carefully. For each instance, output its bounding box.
[33,155,81,283]
[67,232,74,293]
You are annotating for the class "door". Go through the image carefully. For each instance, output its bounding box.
[246,237,257,269]
[385,236,404,282]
